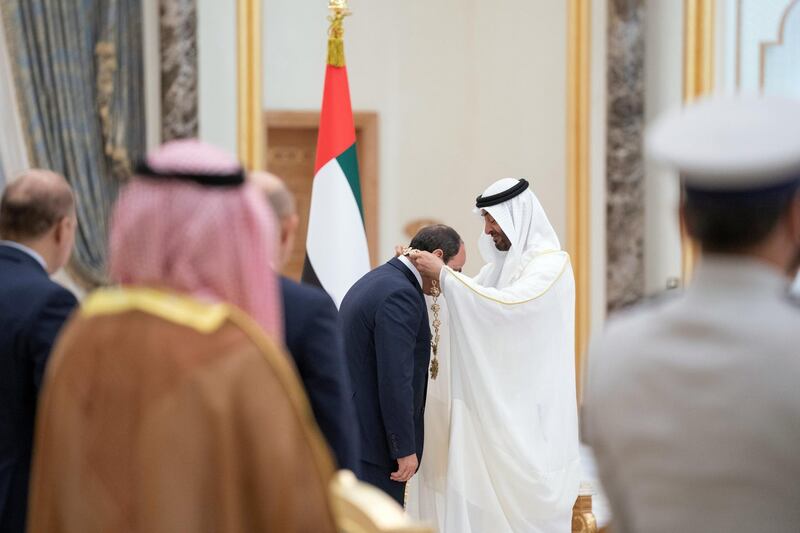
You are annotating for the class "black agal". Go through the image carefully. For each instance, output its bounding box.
[475,179,529,208]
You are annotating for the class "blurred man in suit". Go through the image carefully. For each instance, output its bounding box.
[0,170,77,533]
[251,171,359,473]
[340,224,465,504]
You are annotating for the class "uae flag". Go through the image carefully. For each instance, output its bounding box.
[302,10,370,307]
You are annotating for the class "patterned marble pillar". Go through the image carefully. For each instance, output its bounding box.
[160,0,199,141]
[606,0,646,312]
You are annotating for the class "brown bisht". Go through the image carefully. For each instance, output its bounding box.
[27,288,337,533]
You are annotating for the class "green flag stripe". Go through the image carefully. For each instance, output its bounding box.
[335,143,364,220]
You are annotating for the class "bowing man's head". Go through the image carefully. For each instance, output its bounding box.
[409,224,465,294]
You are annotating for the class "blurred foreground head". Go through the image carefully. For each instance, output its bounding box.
[109,139,281,336]
[0,169,76,274]
[647,94,800,275]
[249,170,299,270]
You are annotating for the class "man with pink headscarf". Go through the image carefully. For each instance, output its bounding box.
[26,140,337,533]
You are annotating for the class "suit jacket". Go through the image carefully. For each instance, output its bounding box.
[280,276,359,473]
[339,258,430,468]
[0,244,77,533]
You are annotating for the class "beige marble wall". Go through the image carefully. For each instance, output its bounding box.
[606,0,646,312]
[160,0,198,141]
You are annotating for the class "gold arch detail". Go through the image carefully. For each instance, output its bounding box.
[759,0,800,89]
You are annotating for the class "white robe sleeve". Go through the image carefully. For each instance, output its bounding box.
[440,251,571,306]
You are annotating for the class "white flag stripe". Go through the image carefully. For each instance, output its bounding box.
[306,158,370,307]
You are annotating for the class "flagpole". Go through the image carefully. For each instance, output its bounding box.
[302,0,369,305]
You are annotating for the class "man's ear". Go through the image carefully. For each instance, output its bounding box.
[282,215,299,242]
[787,193,800,244]
[53,216,69,244]
[678,202,688,240]
[433,249,444,258]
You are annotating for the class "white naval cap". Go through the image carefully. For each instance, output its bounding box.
[646,94,800,191]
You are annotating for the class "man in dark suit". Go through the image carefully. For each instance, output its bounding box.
[252,171,360,473]
[340,224,465,504]
[0,170,78,533]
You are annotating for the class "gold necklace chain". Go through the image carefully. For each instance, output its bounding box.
[429,280,441,380]
[402,247,441,381]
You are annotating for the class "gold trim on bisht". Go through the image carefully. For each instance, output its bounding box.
[327,0,351,67]
[82,287,231,333]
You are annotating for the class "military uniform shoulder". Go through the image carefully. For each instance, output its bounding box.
[606,287,683,323]
[594,288,684,357]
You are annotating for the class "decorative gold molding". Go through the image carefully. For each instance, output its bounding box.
[758,0,800,90]
[567,0,591,401]
[237,0,265,170]
[681,0,716,282]
[683,0,716,101]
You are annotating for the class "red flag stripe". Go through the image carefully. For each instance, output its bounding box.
[314,65,357,173]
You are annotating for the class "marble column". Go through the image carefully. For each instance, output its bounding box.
[606,0,646,312]
[160,0,199,141]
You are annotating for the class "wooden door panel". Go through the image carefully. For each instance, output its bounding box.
[265,111,379,280]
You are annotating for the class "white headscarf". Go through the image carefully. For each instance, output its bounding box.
[476,178,561,288]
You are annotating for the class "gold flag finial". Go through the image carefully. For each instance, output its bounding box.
[327,0,350,67]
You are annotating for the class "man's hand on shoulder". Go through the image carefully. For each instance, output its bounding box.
[390,453,418,482]
[408,250,445,278]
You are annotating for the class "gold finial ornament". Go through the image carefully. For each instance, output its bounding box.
[327,0,351,67]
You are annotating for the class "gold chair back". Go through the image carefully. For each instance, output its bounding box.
[330,471,434,533]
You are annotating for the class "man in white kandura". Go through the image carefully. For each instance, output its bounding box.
[407,178,580,533]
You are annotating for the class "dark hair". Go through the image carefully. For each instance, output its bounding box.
[0,173,74,241]
[409,224,462,263]
[683,183,798,253]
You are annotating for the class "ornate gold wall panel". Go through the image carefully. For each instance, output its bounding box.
[237,0,265,170]
[567,0,591,400]
[682,0,716,281]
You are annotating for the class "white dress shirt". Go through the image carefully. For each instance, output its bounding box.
[398,255,423,288]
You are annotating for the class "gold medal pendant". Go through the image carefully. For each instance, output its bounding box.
[429,280,441,380]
